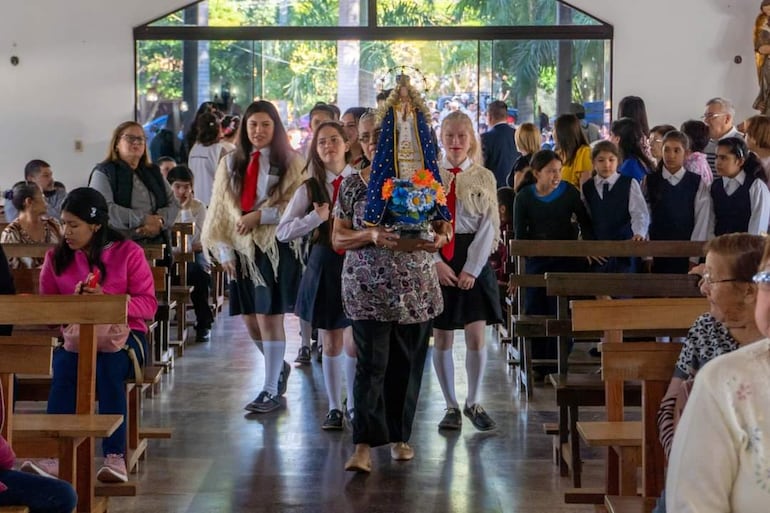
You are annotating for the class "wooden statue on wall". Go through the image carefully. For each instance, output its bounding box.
[754,0,770,114]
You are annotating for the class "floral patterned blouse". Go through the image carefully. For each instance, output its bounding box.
[334,173,443,323]
[0,219,62,269]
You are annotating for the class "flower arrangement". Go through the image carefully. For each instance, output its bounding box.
[381,169,447,229]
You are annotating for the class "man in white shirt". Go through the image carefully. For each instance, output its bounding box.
[702,97,743,177]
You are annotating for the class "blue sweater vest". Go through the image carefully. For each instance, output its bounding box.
[647,171,701,241]
[711,174,755,236]
[582,176,633,240]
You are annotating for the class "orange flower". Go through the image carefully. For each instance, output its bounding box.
[382,178,394,200]
[411,169,434,188]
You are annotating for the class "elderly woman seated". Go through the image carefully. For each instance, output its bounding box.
[662,233,769,512]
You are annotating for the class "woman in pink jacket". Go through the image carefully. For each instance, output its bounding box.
[21,188,157,484]
[0,244,77,513]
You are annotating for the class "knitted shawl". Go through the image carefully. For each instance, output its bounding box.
[439,162,501,256]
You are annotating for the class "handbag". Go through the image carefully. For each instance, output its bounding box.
[62,323,131,353]
[61,325,145,384]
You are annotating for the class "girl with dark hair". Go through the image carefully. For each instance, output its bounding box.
[711,137,770,236]
[89,121,179,249]
[201,100,306,414]
[277,121,356,430]
[188,112,235,205]
[554,114,592,188]
[647,131,712,273]
[583,141,649,273]
[513,150,593,374]
[610,117,655,183]
[21,188,156,484]
[180,101,220,163]
[681,119,713,186]
[0,183,62,269]
[617,96,650,136]
[341,107,369,170]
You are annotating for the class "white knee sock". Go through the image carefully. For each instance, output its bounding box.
[465,347,487,407]
[323,352,343,411]
[300,319,312,349]
[432,347,458,409]
[263,341,286,396]
[252,339,264,355]
[343,354,357,412]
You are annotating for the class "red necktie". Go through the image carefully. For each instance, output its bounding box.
[440,167,461,261]
[241,150,260,212]
[331,175,345,255]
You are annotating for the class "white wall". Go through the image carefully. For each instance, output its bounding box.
[0,0,760,189]
[0,0,182,190]
[569,0,758,126]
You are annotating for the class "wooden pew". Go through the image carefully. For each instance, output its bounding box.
[598,342,680,513]
[170,223,194,355]
[543,272,701,487]
[507,240,706,397]
[0,295,129,513]
[568,298,706,505]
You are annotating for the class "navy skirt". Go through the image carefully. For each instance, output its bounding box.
[229,240,301,316]
[433,233,503,331]
[295,244,350,330]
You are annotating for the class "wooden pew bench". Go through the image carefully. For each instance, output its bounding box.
[543,272,701,487]
[567,298,706,506]
[0,295,132,513]
[170,223,194,354]
[507,240,706,398]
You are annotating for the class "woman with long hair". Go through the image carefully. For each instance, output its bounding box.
[201,100,305,414]
[553,114,592,188]
[187,112,235,205]
[22,188,156,484]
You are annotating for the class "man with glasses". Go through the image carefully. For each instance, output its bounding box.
[702,97,743,176]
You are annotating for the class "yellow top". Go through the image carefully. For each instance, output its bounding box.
[561,145,592,188]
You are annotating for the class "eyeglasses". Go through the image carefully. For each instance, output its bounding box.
[702,271,740,286]
[121,134,146,145]
[702,113,727,121]
[753,270,770,288]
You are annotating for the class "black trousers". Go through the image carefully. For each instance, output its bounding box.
[351,319,431,447]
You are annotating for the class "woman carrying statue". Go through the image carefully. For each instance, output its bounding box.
[335,74,452,473]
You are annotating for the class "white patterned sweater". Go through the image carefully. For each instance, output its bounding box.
[667,337,770,512]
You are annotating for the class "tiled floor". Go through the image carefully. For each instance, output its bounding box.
[108,314,602,513]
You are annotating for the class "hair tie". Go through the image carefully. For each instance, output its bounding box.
[90,207,97,219]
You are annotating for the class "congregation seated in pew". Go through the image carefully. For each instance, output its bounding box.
[666,235,770,512]
[20,188,157,484]
[654,233,765,512]
[166,165,213,343]
[0,243,77,513]
[0,183,62,269]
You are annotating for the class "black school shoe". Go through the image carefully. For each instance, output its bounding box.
[277,361,291,397]
[195,327,211,343]
[463,403,497,431]
[438,407,462,430]
[245,391,281,413]
[322,409,344,430]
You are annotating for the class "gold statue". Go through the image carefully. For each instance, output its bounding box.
[754,0,770,114]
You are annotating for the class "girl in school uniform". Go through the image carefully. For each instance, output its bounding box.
[582,141,650,273]
[554,114,592,188]
[513,150,594,376]
[341,107,369,170]
[711,137,770,236]
[610,117,655,184]
[646,131,712,274]
[276,121,357,430]
[201,101,305,414]
[432,111,503,432]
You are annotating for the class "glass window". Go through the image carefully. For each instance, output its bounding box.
[150,0,368,28]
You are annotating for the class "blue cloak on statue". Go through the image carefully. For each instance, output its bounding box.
[364,105,452,226]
